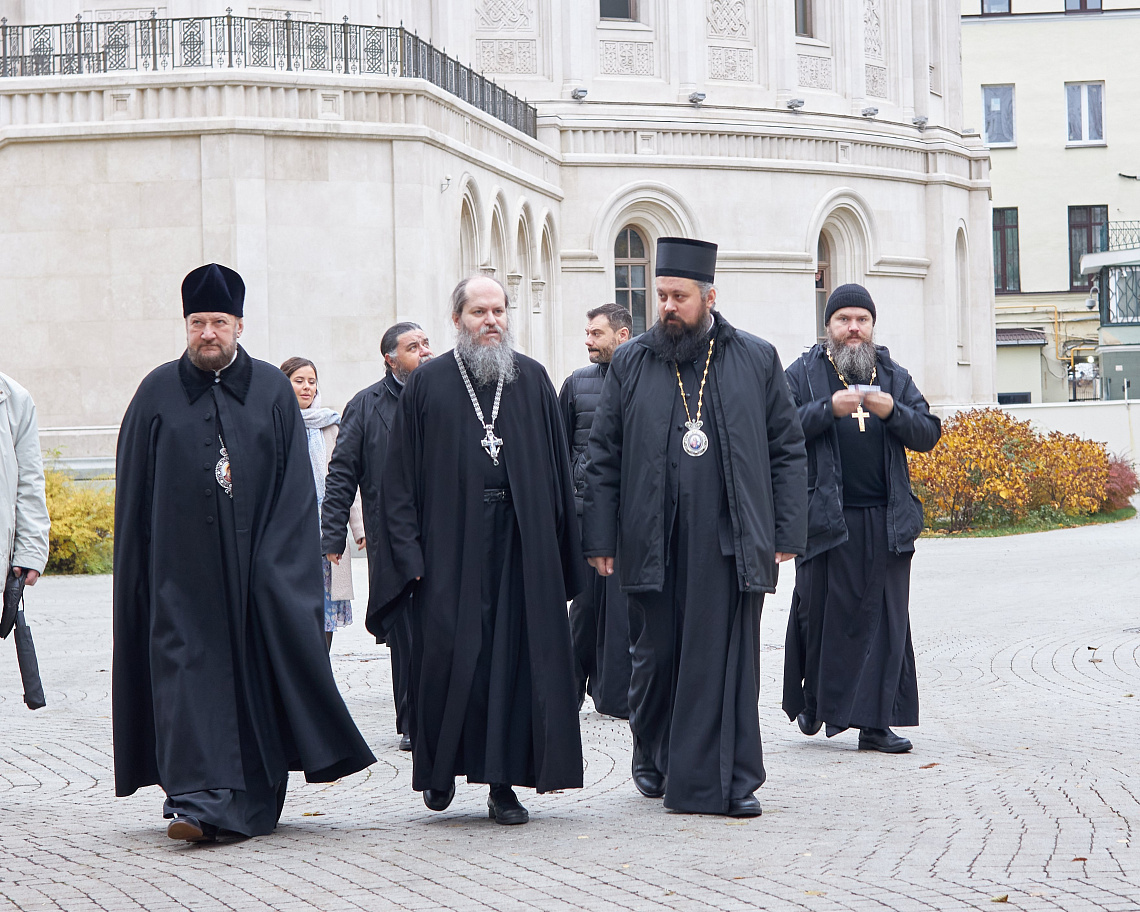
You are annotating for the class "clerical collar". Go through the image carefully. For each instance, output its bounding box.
[179,345,253,404]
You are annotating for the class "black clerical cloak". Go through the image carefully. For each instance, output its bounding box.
[113,347,375,799]
[367,351,584,794]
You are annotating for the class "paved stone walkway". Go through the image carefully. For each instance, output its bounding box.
[1,516,1139,911]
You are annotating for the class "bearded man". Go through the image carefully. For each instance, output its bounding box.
[782,283,941,753]
[321,321,433,751]
[369,275,584,825]
[582,238,807,817]
[558,303,634,718]
[114,264,375,842]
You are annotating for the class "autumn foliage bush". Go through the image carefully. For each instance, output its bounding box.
[907,408,1132,532]
[44,468,115,574]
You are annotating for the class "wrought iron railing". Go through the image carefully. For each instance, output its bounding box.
[1109,220,1140,251]
[0,12,537,137]
[1099,265,1140,324]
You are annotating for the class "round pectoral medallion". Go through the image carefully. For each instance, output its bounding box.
[683,426,709,457]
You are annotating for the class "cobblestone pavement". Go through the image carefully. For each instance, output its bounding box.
[2,516,1139,912]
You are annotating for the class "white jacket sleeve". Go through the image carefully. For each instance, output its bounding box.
[9,386,50,573]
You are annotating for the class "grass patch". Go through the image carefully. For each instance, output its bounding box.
[922,505,1136,539]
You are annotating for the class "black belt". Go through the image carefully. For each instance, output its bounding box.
[483,488,512,503]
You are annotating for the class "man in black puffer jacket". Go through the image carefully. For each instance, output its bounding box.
[558,303,633,718]
[782,284,941,754]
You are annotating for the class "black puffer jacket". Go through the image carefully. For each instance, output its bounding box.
[558,362,608,515]
[784,343,941,561]
[582,312,808,595]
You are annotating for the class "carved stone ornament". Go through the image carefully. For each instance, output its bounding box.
[708,46,753,82]
[864,0,883,60]
[797,55,833,90]
[706,0,749,40]
[476,0,532,32]
[530,278,545,313]
[865,64,887,98]
[477,39,537,74]
[600,41,654,77]
[506,272,523,307]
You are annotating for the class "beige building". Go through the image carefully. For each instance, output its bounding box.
[962,0,1140,403]
[1,1,996,470]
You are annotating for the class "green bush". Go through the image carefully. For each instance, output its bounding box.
[44,469,114,575]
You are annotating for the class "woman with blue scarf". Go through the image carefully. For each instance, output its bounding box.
[281,357,365,651]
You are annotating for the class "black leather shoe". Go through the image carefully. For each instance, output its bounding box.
[166,815,217,843]
[423,781,456,811]
[632,738,665,798]
[399,734,412,752]
[858,727,913,753]
[726,794,763,818]
[797,712,823,736]
[487,784,529,825]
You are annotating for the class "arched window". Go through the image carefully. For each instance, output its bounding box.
[460,197,478,279]
[956,229,970,362]
[815,234,832,341]
[615,225,650,335]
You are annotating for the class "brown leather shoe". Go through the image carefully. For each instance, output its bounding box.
[166,815,217,843]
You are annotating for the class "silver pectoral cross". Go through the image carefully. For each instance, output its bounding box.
[481,424,504,465]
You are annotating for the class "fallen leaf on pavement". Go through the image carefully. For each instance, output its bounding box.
[920,763,939,769]
[725,820,749,826]
[1072,857,1087,862]
[805,890,826,897]
[991,895,1008,903]
[302,812,325,817]
[1090,658,1103,663]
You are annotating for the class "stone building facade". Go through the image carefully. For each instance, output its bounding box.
[0,0,994,468]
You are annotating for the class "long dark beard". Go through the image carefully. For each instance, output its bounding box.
[827,335,877,385]
[643,315,713,364]
[456,324,519,386]
[187,339,237,372]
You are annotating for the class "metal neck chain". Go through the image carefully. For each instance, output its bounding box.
[454,349,504,433]
[674,339,715,427]
[826,346,877,387]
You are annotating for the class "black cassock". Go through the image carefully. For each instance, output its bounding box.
[113,348,375,835]
[368,352,584,794]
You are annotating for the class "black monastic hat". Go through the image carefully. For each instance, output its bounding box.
[181,264,246,318]
[655,237,718,284]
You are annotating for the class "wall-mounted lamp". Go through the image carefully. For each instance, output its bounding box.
[861,106,879,118]
[570,87,588,101]
[440,174,451,193]
[688,91,706,105]
[786,98,805,110]
[912,115,928,131]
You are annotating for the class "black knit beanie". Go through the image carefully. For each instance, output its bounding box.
[824,283,876,325]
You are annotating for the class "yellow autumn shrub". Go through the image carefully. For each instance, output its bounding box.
[44,469,115,574]
[1030,432,1109,516]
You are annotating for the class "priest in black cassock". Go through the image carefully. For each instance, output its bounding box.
[113,264,375,842]
[782,284,940,753]
[582,238,807,818]
[368,275,584,825]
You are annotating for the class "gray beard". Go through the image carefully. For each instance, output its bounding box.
[827,336,877,385]
[456,324,519,386]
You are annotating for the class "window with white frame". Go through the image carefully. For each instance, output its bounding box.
[1066,82,1104,145]
[982,85,1015,146]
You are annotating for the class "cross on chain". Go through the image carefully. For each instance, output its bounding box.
[481,425,504,463]
[852,404,871,432]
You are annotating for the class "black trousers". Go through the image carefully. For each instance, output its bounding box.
[386,603,413,735]
[569,558,633,719]
[626,529,766,814]
[783,504,919,732]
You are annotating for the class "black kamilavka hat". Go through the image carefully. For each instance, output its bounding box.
[655,237,718,284]
[182,264,246,318]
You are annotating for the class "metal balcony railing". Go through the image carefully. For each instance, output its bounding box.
[0,12,537,138]
[1108,220,1140,251]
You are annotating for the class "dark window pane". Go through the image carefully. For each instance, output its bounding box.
[982,0,1010,12]
[795,0,812,37]
[631,290,647,335]
[600,0,634,20]
[631,265,646,289]
[629,229,645,258]
[615,229,629,259]
[615,289,630,310]
[993,207,1020,293]
[615,264,629,288]
[1087,83,1103,141]
[1005,229,1020,291]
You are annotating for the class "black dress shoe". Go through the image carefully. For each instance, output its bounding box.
[399,734,412,752]
[632,736,665,798]
[726,794,763,818]
[858,727,913,753]
[797,712,823,736]
[423,781,456,811]
[166,815,217,843]
[487,784,529,825]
